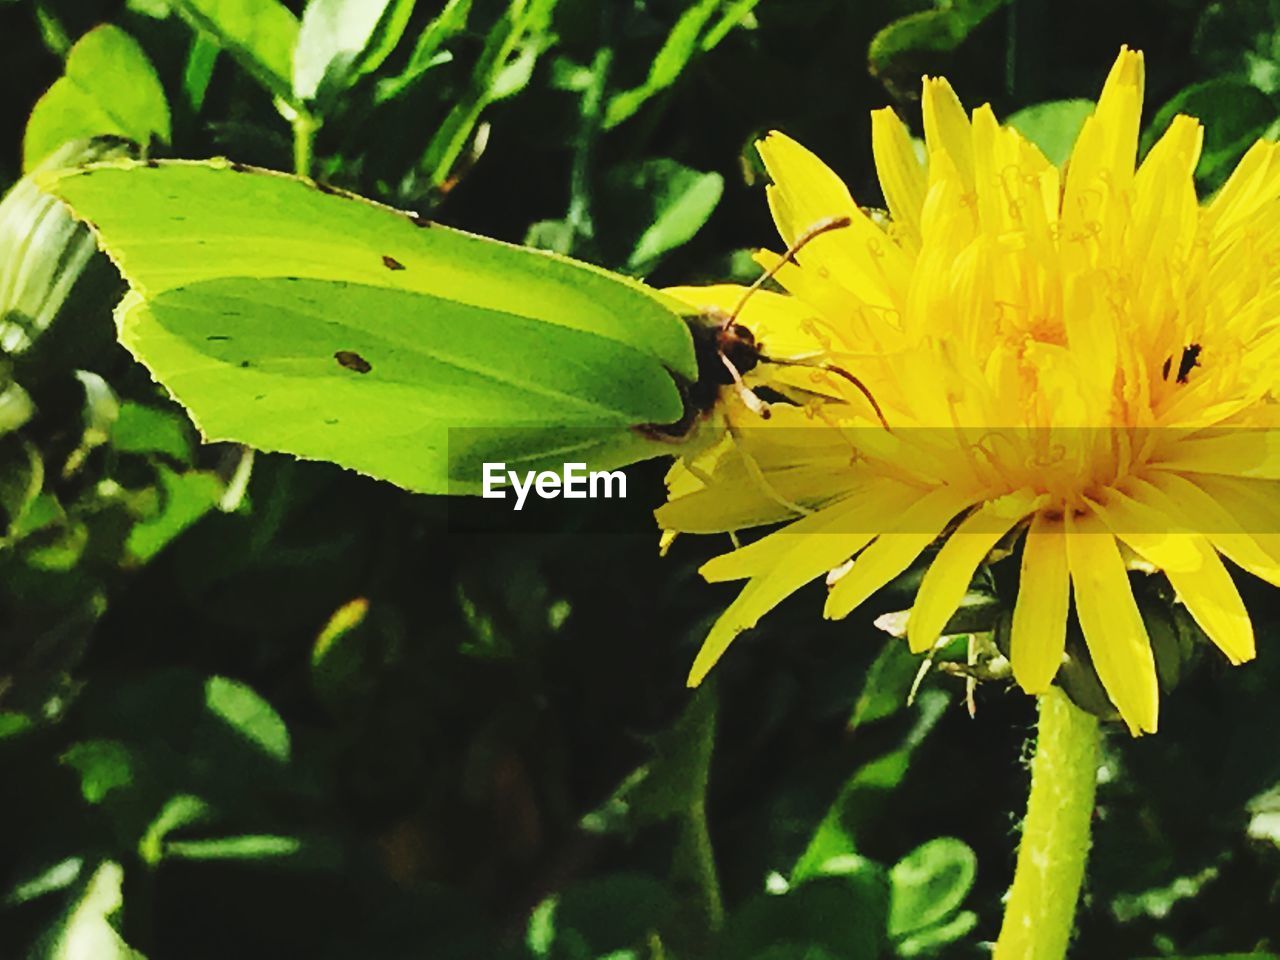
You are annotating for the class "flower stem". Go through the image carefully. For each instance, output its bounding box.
[685,796,724,932]
[993,687,1100,960]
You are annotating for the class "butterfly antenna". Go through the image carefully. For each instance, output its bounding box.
[726,215,853,325]
[763,356,891,432]
[716,215,855,421]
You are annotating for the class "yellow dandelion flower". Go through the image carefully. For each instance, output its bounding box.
[661,47,1280,735]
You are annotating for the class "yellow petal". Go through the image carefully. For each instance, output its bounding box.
[1145,471,1280,585]
[921,76,974,187]
[1152,430,1280,478]
[757,131,911,311]
[1206,138,1280,240]
[1089,486,1202,572]
[1066,508,1158,735]
[1131,115,1202,263]
[1010,513,1070,693]
[907,489,1037,652]
[1074,45,1144,179]
[658,408,868,534]
[824,483,976,621]
[687,487,920,686]
[1179,473,1280,579]
[1061,47,1144,256]
[1095,484,1254,664]
[871,106,925,247]
[699,481,917,582]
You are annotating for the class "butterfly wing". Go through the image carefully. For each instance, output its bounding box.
[45,160,698,494]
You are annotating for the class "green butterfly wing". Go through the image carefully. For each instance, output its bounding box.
[44,160,699,494]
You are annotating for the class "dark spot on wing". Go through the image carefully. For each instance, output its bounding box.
[316,181,342,196]
[325,418,339,425]
[409,213,432,228]
[239,360,251,368]
[229,161,250,173]
[206,335,231,341]
[255,394,266,401]
[144,158,159,169]
[382,255,405,271]
[335,350,372,374]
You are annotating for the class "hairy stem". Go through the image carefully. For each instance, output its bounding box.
[994,687,1101,960]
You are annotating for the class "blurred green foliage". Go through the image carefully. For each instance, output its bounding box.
[2,0,1280,957]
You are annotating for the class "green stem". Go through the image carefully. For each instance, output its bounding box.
[685,796,724,932]
[291,110,318,178]
[994,687,1100,960]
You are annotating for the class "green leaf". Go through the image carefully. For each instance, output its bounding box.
[530,874,676,958]
[45,160,696,494]
[311,596,373,708]
[1111,863,1221,923]
[204,675,291,761]
[110,402,194,462]
[293,0,417,104]
[887,838,978,938]
[0,380,34,435]
[868,1,1013,87]
[620,160,724,273]
[421,0,558,186]
[125,465,222,562]
[22,26,170,172]
[0,711,35,740]
[896,910,978,957]
[4,857,83,906]
[375,0,471,103]
[1143,77,1278,187]
[163,834,303,860]
[849,638,921,730]
[629,684,717,823]
[36,861,144,960]
[792,691,949,882]
[604,0,758,130]
[717,873,890,960]
[1006,99,1095,167]
[138,794,211,865]
[183,31,220,113]
[0,436,43,537]
[172,0,300,104]
[61,740,139,804]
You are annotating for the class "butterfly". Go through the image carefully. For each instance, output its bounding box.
[44,159,878,495]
